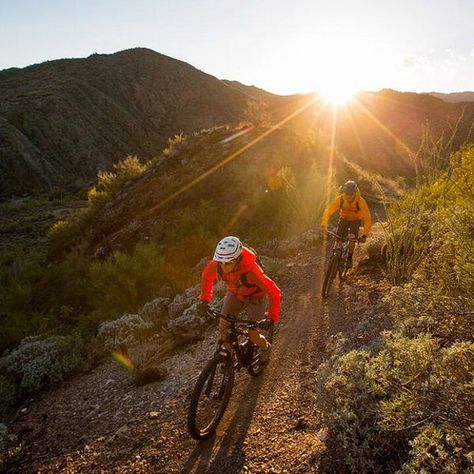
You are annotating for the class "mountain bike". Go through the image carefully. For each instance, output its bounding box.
[187,308,273,440]
[321,230,359,298]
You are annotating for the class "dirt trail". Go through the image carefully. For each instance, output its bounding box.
[7,244,385,473]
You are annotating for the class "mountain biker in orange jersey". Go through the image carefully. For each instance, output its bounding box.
[320,180,372,268]
[197,236,281,362]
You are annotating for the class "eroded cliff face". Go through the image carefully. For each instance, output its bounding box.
[0,48,253,196]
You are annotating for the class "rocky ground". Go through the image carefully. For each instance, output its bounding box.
[5,239,389,473]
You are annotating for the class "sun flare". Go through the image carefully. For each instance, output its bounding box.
[311,27,372,105]
[319,86,355,105]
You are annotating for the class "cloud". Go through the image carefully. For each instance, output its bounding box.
[402,54,433,72]
[403,56,415,68]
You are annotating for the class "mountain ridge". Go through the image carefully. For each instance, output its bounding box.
[1,48,474,198]
[0,48,265,196]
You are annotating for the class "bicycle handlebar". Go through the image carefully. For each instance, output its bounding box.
[207,307,259,328]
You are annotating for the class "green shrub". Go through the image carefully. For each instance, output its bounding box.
[96,155,146,198]
[316,350,396,473]
[0,247,91,353]
[386,281,474,342]
[88,242,170,317]
[0,334,90,394]
[163,133,187,157]
[48,155,147,256]
[244,99,271,126]
[398,425,473,473]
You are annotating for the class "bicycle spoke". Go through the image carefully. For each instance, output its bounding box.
[188,356,234,440]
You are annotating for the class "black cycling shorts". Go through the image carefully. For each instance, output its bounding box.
[336,218,361,239]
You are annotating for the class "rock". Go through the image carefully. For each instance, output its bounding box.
[148,411,160,419]
[316,427,330,442]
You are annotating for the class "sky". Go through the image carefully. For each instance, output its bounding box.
[1,0,473,96]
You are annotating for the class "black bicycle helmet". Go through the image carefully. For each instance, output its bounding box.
[342,180,358,194]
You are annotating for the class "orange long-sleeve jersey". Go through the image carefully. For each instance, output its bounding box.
[321,190,372,235]
[200,247,281,321]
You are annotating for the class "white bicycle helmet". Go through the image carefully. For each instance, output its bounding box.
[213,236,243,262]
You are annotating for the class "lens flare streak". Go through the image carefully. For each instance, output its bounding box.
[111,350,135,370]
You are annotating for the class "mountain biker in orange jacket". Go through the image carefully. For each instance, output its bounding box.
[320,180,372,268]
[197,236,281,362]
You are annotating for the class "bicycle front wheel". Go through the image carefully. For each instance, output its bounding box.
[187,355,234,440]
[322,253,338,298]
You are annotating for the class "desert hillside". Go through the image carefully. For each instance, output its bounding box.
[2,48,474,197]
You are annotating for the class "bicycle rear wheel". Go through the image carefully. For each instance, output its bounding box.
[247,325,273,377]
[322,253,338,298]
[187,355,234,440]
[247,344,264,376]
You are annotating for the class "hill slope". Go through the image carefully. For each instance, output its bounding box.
[0,48,266,196]
[2,49,473,197]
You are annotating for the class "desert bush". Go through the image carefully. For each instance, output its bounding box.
[49,156,146,256]
[386,281,474,343]
[316,349,398,473]
[244,99,271,126]
[94,313,153,353]
[48,218,82,256]
[398,424,473,473]
[316,333,474,472]
[88,242,170,317]
[0,248,90,353]
[242,163,329,242]
[383,207,432,285]
[163,132,187,157]
[95,155,146,198]
[0,334,90,395]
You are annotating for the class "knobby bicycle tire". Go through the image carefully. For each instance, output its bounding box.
[187,355,234,440]
[322,253,339,298]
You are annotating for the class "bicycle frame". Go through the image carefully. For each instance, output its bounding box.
[327,230,358,261]
[322,230,360,298]
[208,309,259,371]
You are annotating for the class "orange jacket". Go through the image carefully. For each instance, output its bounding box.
[321,190,372,235]
[200,247,281,321]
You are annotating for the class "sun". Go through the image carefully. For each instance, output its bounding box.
[311,27,370,105]
[319,85,355,106]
